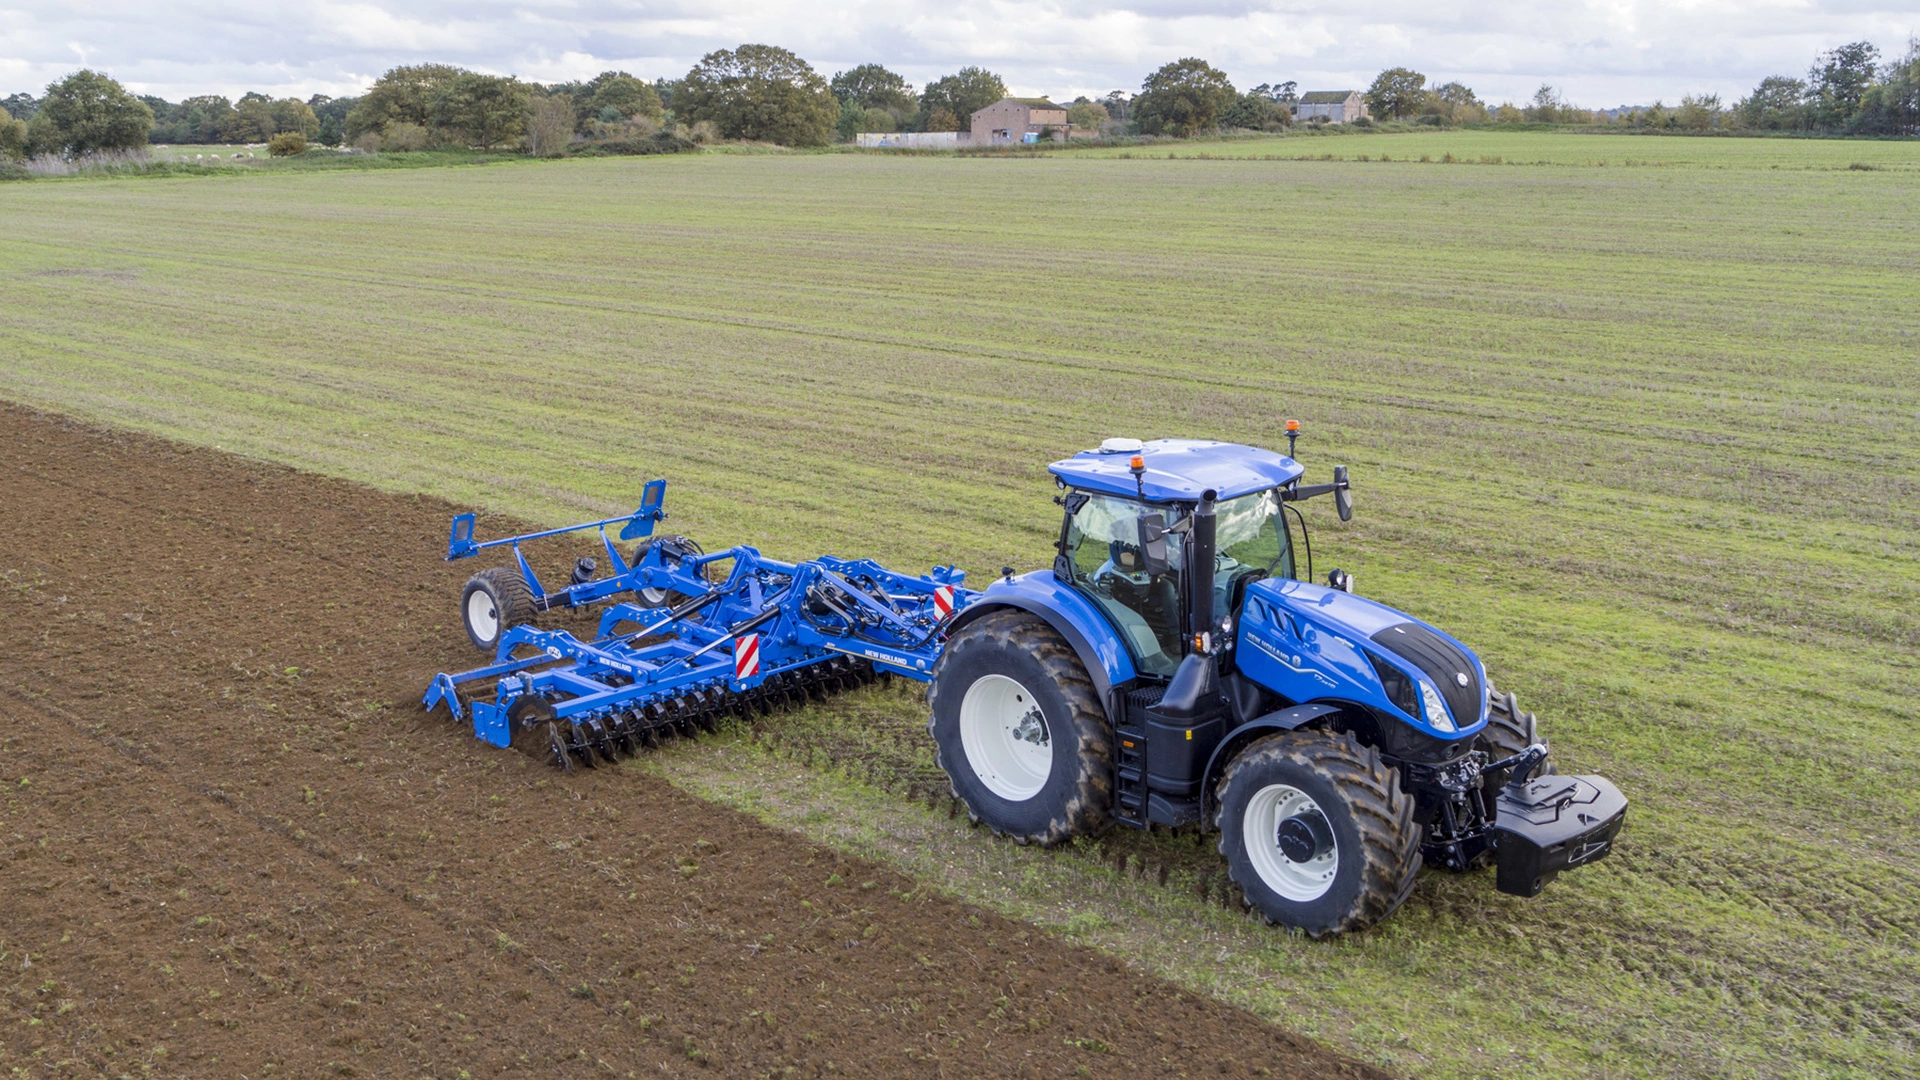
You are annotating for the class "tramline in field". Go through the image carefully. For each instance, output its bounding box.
[425,431,1626,934]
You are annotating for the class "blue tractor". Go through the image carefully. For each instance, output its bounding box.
[926,436,1625,935]
[426,433,1625,935]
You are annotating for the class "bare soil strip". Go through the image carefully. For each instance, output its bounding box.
[0,403,1387,1079]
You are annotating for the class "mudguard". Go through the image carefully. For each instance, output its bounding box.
[946,571,1136,702]
[1198,702,1346,818]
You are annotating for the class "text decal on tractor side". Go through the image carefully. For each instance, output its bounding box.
[424,429,1625,936]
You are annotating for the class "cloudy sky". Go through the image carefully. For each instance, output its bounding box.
[1,1,1914,108]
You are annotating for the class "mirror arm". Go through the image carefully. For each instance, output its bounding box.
[1282,482,1339,501]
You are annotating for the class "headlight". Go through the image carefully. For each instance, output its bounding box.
[1419,679,1456,733]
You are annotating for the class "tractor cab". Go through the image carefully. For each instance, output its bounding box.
[1049,438,1315,678]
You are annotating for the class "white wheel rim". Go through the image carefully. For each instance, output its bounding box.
[1243,784,1339,902]
[467,589,499,642]
[958,674,1052,801]
[639,586,669,605]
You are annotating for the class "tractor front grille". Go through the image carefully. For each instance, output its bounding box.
[1369,623,1483,729]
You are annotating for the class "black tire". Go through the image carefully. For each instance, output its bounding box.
[1477,684,1555,792]
[630,535,707,608]
[1215,730,1422,936]
[461,567,535,652]
[927,610,1112,846]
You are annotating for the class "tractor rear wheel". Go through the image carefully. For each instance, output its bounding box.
[462,567,535,652]
[928,610,1112,846]
[1215,730,1422,936]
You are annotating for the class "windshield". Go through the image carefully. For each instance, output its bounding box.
[1062,489,1293,677]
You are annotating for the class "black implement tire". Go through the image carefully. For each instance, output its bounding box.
[631,535,707,608]
[1215,730,1422,936]
[461,567,534,652]
[927,610,1112,846]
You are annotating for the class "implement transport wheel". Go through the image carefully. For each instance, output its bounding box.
[1215,730,1422,936]
[462,567,534,652]
[928,610,1112,846]
[632,535,707,608]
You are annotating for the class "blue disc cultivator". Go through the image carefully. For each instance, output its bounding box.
[424,480,974,771]
[425,434,1625,936]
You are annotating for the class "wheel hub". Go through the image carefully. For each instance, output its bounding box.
[1243,783,1339,901]
[1275,809,1333,864]
[957,674,1053,802]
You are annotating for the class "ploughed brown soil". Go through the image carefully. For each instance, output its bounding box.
[0,404,1390,1079]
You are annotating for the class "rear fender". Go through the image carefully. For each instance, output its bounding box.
[1200,702,1347,823]
[946,572,1136,703]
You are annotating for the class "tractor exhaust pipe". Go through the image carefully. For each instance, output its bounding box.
[1158,489,1219,721]
[1190,488,1217,646]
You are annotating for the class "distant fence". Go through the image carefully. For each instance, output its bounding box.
[855,132,971,150]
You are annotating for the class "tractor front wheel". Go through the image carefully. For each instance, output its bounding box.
[1215,730,1422,936]
[462,567,534,652]
[1478,684,1554,791]
[928,611,1112,846]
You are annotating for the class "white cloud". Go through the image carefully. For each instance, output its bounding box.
[0,0,1912,105]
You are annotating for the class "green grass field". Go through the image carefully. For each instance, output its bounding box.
[1076,127,1920,169]
[2,132,1916,1079]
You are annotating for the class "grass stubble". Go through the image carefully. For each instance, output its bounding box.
[1,132,1916,1079]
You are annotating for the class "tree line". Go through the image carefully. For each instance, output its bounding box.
[1361,40,1918,135]
[4,36,1915,164]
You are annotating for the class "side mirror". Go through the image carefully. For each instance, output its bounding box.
[1135,512,1170,576]
[1333,465,1352,522]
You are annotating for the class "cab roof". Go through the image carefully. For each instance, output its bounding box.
[1049,439,1304,503]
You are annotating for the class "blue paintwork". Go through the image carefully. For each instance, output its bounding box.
[953,571,1140,698]
[425,528,977,746]
[1049,439,1304,503]
[1236,577,1486,738]
[444,484,670,606]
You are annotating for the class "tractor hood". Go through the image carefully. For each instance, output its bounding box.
[1236,577,1488,740]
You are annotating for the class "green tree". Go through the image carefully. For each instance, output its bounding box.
[220,93,273,142]
[918,67,1006,129]
[346,64,467,140]
[586,72,664,124]
[1526,83,1569,123]
[831,64,915,115]
[1219,93,1287,131]
[269,98,321,138]
[835,97,863,141]
[1067,99,1110,131]
[1365,67,1428,120]
[525,94,576,156]
[1848,40,1920,135]
[677,44,838,146]
[1735,75,1807,130]
[0,105,27,160]
[1428,82,1486,124]
[923,106,961,133]
[1676,93,1722,131]
[318,114,342,146]
[1133,58,1236,136]
[35,70,152,155]
[1807,41,1879,129]
[432,74,529,148]
[176,95,233,142]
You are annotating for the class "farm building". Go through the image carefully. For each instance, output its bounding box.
[1294,91,1369,123]
[971,98,1071,144]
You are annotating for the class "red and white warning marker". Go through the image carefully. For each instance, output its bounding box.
[734,633,761,679]
[933,586,956,619]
